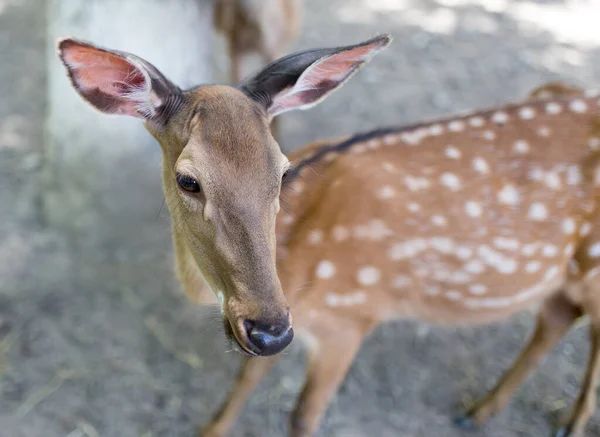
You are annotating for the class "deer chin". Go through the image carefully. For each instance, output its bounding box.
[222,318,257,357]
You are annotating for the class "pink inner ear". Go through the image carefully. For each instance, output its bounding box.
[61,43,151,117]
[269,40,385,117]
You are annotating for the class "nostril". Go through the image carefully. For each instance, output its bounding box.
[243,319,294,356]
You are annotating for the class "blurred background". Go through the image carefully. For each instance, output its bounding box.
[2,0,600,436]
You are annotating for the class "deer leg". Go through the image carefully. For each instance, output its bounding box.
[200,355,280,437]
[554,319,600,436]
[455,293,581,429]
[289,328,364,437]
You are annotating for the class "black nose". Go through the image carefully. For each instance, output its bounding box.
[243,319,294,356]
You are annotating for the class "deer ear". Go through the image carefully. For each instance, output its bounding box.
[240,34,391,119]
[57,38,182,121]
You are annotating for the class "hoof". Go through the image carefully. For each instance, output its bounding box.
[453,414,479,431]
[553,424,573,437]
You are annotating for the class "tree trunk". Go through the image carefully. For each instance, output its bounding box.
[44,0,213,250]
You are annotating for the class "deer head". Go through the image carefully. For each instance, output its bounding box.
[57,34,391,356]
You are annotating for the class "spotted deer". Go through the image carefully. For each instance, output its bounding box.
[56,36,390,361]
[213,0,302,142]
[197,81,600,437]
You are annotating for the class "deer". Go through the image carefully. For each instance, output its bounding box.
[55,33,600,437]
[213,0,303,142]
[194,80,600,437]
[56,31,389,401]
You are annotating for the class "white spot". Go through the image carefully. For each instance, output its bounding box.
[383,134,396,146]
[469,284,488,295]
[401,130,424,145]
[588,242,600,258]
[407,202,421,213]
[580,222,592,237]
[316,261,336,279]
[585,89,600,98]
[325,291,367,307]
[542,244,558,257]
[569,99,587,113]
[529,167,544,181]
[404,176,431,191]
[445,146,462,159]
[513,140,530,154]
[357,266,380,286]
[392,275,412,289]
[382,162,396,173]
[566,165,582,185]
[544,172,561,190]
[431,215,447,227]
[493,237,520,251]
[589,137,600,150]
[307,229,323,244]
[537,126,551,137]
[430,237,454,254]
[440,172,462,191]
[545,102,562,114]
[528,203,548,221]
[282,215,294,225]
[351,144,366,154]
[525,261,542,273]
[367,139,380,150]
[445,290,462,301]
[464,259,485,274]
[498,184,520,205]
[521,243,538,256]
[332,225,349,242]
[478,245,518,274]
[216,291,225,314]
[483,130,496,141]
[456,246,473,259]
[491,111,508,124]
[519,106,535,119]
[564,243,575,257]
[377,185,395,199]
[562,218,577,235]
[366,219,394,240]
[469,116,485,127]
[465,201,482,217]
[429,124,444,136]
[472,157,490,174]
[448,120,465,132]
[389,239,428,260]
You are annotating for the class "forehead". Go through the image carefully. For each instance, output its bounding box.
[182,85,283,195]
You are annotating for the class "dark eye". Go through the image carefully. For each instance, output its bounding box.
[282,169,290,181]
[176,173,200,193]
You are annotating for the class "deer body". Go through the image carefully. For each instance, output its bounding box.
[203,84,600,437]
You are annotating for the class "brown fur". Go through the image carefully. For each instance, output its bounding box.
[201,83,600,436]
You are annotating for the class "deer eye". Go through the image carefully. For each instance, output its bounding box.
[176,173,201,193]
[282,169,290,181]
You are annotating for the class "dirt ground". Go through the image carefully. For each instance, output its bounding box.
[3,0,600,436]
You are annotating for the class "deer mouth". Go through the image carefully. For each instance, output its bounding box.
[222,318,257,357]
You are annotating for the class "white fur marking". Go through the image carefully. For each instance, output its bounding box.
[465,201,482,217]
[473,157,490,174]
[445,146,462,159]
[357,266,381,286]
[528,203,548,221]
[316,261,336,279]
[498,184,520,205]
[440,172,462,191]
